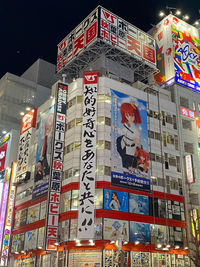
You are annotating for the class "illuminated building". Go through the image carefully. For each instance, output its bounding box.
[8,7,193,267]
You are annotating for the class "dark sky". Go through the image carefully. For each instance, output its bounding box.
[0,0,199,78]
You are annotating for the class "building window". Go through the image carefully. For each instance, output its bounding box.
[173,115,177,129]
[169,157,176,167]
[166,114,173,124]
[149,152,155,161]
[105,117,111,126]
[182,119,192,130]
[174,135,179,150]
[162,131,167,147]
[105,141,111,150]
[180,97,189,108]
[184,142,194,154]
[155,132,161,141]
[190,193,199,205]
[148,130,154,138]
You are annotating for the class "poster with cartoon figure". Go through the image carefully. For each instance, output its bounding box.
[32,105,55,200]
[104,218,129,242]
[103,189,128,212]
[130,222,150,243]
[129,193,149,215]
[24,229,38,250]
[111,89,150,191]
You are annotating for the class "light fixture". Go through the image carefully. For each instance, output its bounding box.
[50,96,53,99]
[175,245,180,249]
[20,112,25,116]
[194,21,199,25]
[75,239,80,243]
[21,251,25,253]
[123,241,128,245]
[157,243,162,248]
[135,241,140,245]
[73,78,76,82]
[184,246,188,250]
[38,247,43,249]
[2,130,7,135]
[134,232,138,235]
[183,15,189,20]
[54,242,59,246]
[176,10,181,15]
[110,240,115,244]
[26,107,31,111]
[159,11,165,17]
[15,252,19,254]
[163,247,169,251]
[166,244,170,248]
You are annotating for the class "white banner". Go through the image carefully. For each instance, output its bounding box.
[77,72,98,239]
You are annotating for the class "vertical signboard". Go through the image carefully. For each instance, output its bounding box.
[32,105,55,200]
[77,72,98,239]
[0,143,7,173]
[190,209,199,241]
[1,162,17,266]
[45,83,67,251]
[185,155,194,183]
[111,89,150,191]
[16,108,37,182]
[0,182,9,250]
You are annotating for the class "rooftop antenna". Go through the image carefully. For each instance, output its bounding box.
[166,6,176,14]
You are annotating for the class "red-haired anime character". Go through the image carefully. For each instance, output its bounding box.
[134,146,149,173]
[117,102,142,172]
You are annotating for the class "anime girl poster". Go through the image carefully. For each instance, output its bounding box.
[33,105,55,199]
[111,89,150,191]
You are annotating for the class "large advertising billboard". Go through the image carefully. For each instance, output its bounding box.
[0,143,7,173]
[77,72,98,239]
[103,189,128,212]
[111,89,150,191]
[57,6,156,73]
[152,14,200,91]
[17,108,37,182]
[32,105,55,200]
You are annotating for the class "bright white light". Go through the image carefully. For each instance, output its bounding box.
[176,10,181,15]
[166,244,170,248]
[175,245,180,249]
[110,240,115,244]
[2,130,7,134]
[38,247,43,249]
[54,242,59,246]
[75,239,80,243]
[184,246,188,250]
[157,243,162,248]
[20,112,25,116]
[135,241,140,245]
[184,15,189,20]
[134,232,138,235]
[26,107,31,111]
[194,21,199,25]
[123,241,128,245]
[159,11,165,17]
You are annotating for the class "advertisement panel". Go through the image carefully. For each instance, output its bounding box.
[185,154,194,183]
[150,224,167,244]
[77,72,98,239]
[0,182,9,249]
[32,105,55,200]
[17,108,37,181]
[104,249,129,267]
[37,227,45,248]
[152,14,200,91]
[180,107,196,119]
[0,143,7,172]
[103,218,129,242]
[111,89,150,191]
[131,252,151,267]
[130,221,150,243]
[24,229,38,251]
[57,8,98,73]
[103,189,128,212]
[68,250,102,267]
[45,83,67,251]
[1,162,17,266]
[129,193,149,215]
[100,7,156,66]
[191,209,199,241]
[27,203,40,224]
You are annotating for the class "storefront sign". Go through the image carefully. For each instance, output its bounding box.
[45,83,67,251]
[1,162,17,266]
[77,72,98,239]
[180,107,196,119]
[185,155,194,183]
[0,143,7,172]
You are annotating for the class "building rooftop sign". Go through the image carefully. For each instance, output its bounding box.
[57,6,157,82]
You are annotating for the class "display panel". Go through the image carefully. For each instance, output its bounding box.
[130,221,150,243]
[111,89,150,191]
[103,189,128,212]
[27,203,40,224]
[129,193,149,215]
[24,229,38,250]
[104,249,129,267]
[103,218,129,242]
[68,250,102,267]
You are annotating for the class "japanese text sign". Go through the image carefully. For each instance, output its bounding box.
[45,83,67,251]
[0,143,7,172]
[77,72,98,239]
[180,107,196,119]
[185,155,194,183]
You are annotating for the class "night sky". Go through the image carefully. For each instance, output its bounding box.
[0,0,199,78]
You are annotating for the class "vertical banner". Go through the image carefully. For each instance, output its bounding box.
[16,109,37,182]
[45,83,67,251]
[185,155,194,183]
[1,162,17,266]
[77,72,98,239]
[111,89,150,191]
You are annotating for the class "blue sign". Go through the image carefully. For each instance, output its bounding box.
[111,171,150,192]
[130,222,150,243]
[129,193,149,215]
[32,182,48,201]
[103,189,128,212]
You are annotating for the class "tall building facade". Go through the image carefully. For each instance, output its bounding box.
[5,7,195,267]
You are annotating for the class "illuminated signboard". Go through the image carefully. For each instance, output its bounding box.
[190,209,199,241]
[0,162,17,266]
[0,143,7,172]
[57,6,156,73]
[77,72,98,239]
[185,155,194,183]
[45,83,67,251]
[180,107,196,119]
[16,108,37,180]
[152,14,200,92]
[0,182,9,250]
